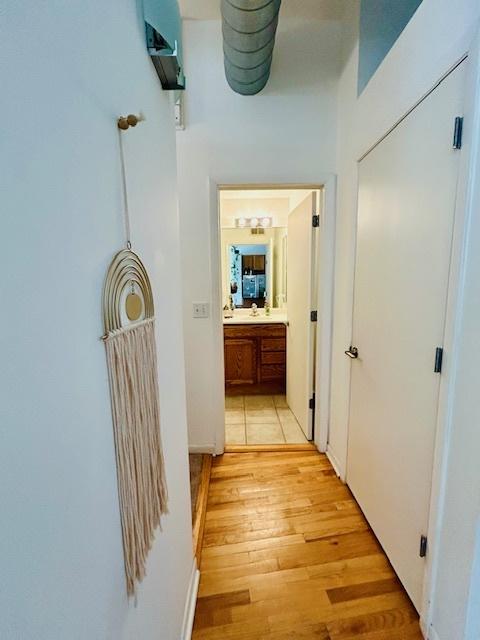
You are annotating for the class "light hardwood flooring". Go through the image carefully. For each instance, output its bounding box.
[225,395,308,445]
[192,451,422,639]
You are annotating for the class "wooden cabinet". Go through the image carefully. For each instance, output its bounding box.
[224,323,286,395]
[242,255,265,273]
[224,338,256,386]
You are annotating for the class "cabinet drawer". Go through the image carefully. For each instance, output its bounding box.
[261,351,286,365]
[260,364,286,381]
[261,338,286,352]
[224,324,286,339]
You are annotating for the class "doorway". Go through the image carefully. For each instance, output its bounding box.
[218,186,328,447]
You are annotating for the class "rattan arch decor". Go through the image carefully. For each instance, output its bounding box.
[102,248,168,596]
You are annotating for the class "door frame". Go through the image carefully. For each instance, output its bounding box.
[208,177,336,454]
[420,32,480,637]
[346,56,469,611]
[341,32,480,635]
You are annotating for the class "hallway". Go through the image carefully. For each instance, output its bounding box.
[192,451,422,639]
[4,1,480,637]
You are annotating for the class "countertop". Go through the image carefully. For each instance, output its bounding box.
[223,311,288,325]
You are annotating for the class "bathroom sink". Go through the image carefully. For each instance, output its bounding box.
[223,312,288,325]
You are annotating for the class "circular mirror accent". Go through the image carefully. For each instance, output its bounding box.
[125,292,143,321]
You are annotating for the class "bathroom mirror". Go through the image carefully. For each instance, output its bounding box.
[221,228,287,309]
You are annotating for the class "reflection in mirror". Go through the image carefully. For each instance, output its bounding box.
[221,228,287,309]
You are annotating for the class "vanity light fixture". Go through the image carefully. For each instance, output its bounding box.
[235,216,272,228]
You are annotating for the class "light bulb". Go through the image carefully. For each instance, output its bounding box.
[250,217,259,228]
[237,217,246,228]
[260,217,271,228]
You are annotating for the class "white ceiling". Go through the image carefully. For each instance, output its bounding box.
[178,0,346,21]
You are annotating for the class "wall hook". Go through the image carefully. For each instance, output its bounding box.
[117,112,146,131]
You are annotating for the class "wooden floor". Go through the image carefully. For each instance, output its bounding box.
[192,451,423,639]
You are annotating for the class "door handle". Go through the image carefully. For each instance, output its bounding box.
[345,346,359,359]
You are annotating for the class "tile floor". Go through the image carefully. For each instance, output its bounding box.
[224,395,309,445]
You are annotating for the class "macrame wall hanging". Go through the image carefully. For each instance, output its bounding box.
[102,113,168,596]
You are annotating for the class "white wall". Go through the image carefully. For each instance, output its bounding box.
[327,1,361,477]
[0,1,193,638]
[177,16,342,450]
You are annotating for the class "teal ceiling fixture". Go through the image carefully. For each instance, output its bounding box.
[144,0,186,91]
[222,0,282,95]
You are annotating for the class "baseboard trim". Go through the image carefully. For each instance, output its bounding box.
[419,615,428,639]
[426,626,439,640]
[181,559,200,640]
[326,445,344,480]
[192,455,212,563]
[189,444,216,454]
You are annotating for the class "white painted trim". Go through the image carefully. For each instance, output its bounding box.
[209,179,227,456]
[419,614,429,639]
[421,26,480,633]
[314,176,336,452]
[326,445,344,481]
[181,559,200,640]
[209,176,337,456]
[188,444,216,454]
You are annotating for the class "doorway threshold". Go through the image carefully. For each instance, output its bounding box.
[224,443,317,453]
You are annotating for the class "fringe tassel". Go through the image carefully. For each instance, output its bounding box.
[104,317,168,595]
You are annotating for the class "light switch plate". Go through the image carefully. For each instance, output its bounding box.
[193,302,210,318]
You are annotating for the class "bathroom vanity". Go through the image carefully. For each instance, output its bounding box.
[223,313,287,395]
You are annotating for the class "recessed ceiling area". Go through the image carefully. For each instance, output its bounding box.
[178,0,347,21]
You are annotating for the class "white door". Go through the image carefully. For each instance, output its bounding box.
[287,193,316,439]
[347,63,465,609]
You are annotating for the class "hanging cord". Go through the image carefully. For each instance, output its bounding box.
[118,129,132,250]
[116,113,145,250]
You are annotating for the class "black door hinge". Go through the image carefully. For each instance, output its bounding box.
[453,116,463,149]
[419,535,428,558]
[434,347,443,373]
[312,214,320,228]
[309,394,316,410]
[310,310,318,322]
